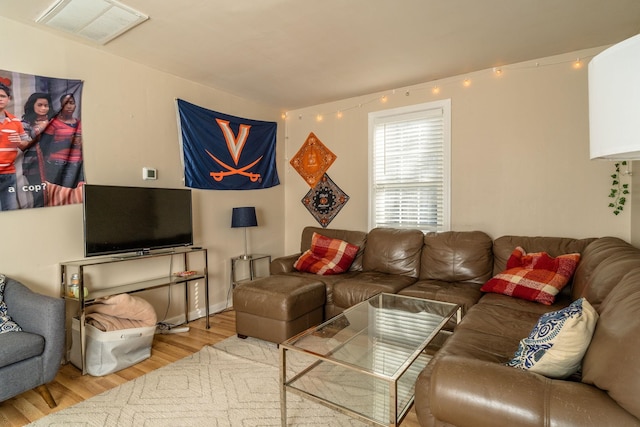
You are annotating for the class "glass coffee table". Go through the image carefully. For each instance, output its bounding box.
[280,293,460,426]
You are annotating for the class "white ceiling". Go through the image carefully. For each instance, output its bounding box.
[2,0,640,110]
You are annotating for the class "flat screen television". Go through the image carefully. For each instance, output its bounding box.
[83,184,193,257]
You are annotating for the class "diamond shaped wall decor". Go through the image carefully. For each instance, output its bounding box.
[290,132,336,188]
[301,174,349,228]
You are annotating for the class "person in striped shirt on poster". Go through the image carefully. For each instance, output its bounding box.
[0,83,29,211]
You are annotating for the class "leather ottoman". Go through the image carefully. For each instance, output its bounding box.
[233,275,326,344]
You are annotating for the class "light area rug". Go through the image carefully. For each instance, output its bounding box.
[28,336,368,426]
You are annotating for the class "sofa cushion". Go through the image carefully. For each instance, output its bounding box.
[270,270,358,309]
[331,272,416,309]
[427,355,640,427]
[571,237,640,310]
[478,292,571,315]
[294,232,359,275]
[481,247,580,305]
[456,297,549,343]
[582,268,640,419]
[0,276,21,334]
[506,298,598,379]
[399,280,482,316]
[420,231,493,284]
[362,227,424,277]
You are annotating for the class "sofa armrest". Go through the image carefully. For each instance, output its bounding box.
[270,254,301,274]
[430,356,640,427]
[4,278,65,383]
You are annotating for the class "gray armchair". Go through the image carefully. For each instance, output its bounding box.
[0,276,65,407]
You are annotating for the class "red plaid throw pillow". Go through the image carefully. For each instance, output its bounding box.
[481,247,580,305]
[294,232,359,275]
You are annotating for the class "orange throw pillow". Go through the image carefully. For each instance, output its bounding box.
[294,232,359,275]
[481,247,580,305]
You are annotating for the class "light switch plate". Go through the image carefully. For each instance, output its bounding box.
[142,167,157,180]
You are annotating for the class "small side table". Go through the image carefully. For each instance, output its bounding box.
[231,254,271,288]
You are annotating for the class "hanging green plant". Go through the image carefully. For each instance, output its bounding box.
[608,161,630,215]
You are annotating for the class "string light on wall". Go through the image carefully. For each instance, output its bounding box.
[282,54,594,122]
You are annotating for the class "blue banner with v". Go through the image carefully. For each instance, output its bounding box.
[176,99,279,190]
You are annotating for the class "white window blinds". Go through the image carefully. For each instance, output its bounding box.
[369,100,450,232]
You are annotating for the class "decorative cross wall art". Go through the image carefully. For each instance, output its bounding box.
[290,132,336,188]
[301,174,349,228]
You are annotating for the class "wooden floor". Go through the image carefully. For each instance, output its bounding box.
[0,310,420,427]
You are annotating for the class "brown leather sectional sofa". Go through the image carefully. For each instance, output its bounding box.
[269,226,640,426]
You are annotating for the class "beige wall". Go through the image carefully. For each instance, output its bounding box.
[3,15,634,320]
[283,47,631,254]
[0,17,285,320]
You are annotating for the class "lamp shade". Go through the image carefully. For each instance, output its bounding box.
[589,33,640,160]
[231,207,257,228]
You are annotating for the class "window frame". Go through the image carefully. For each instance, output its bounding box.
[368,99,451,232]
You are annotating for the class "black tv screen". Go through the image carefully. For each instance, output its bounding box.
[83,185,193,257]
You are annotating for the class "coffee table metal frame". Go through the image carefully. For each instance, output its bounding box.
[280,293,461,426]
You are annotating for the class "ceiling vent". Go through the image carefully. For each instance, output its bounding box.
[35,0,148,45]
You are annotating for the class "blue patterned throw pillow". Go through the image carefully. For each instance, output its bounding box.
[507,297,598,378]
[0,275,22,334]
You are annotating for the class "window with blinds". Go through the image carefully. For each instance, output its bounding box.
[369,100,451,232]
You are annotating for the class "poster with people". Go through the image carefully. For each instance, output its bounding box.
[0,68,84,211]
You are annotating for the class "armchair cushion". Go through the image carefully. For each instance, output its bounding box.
[0,276,21,333]
[0,331,44,368]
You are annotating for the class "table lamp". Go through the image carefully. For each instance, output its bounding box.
[231,207,257,259]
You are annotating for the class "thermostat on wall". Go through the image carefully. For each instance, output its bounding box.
[142,167,157,180]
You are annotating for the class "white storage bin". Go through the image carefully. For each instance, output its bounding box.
[70,317,155,376]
